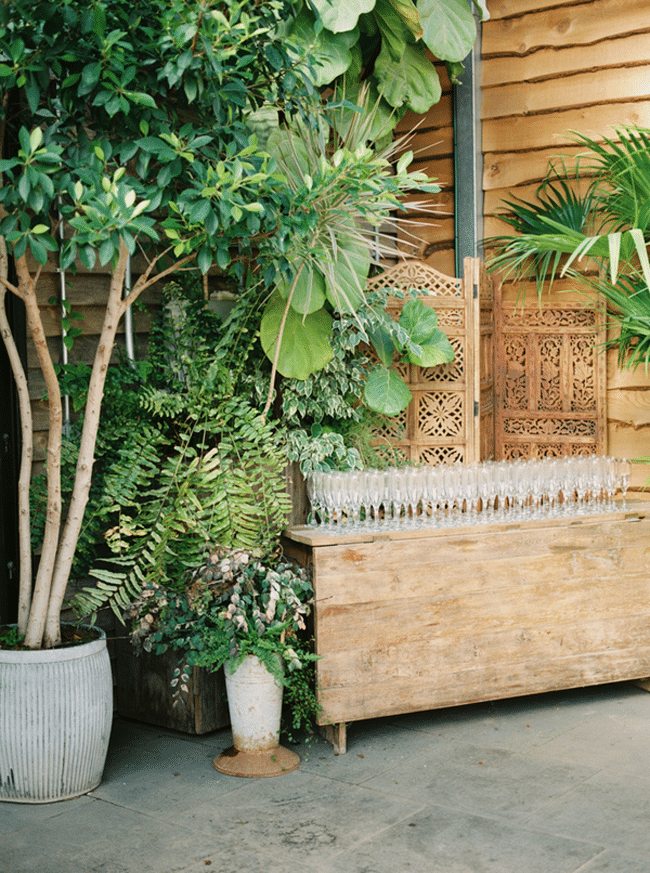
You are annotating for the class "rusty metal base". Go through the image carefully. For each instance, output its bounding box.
[213,745,300,778]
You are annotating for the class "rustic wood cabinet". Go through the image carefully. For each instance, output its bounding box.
[283,502,650,753]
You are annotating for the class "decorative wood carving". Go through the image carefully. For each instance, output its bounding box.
[367,258,495,464]
[494,288,607,459]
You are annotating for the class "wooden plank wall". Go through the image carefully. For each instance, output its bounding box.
[482,0,650,489]
[396,63,455,276]
[26,256,157,474]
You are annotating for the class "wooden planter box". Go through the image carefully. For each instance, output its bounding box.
[114,640,229,734]
[283,501,650,753]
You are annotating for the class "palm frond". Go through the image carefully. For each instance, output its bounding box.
[485,160,598,292]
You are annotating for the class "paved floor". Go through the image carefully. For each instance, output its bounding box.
[2,682,650,873]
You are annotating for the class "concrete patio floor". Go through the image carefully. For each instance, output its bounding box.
[2,681,650,873]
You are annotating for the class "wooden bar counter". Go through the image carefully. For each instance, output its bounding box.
[283,501,650,753]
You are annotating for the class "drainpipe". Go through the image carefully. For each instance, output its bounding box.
[453,15,485,277]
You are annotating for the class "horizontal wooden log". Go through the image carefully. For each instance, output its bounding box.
[487,0,584,20]
[36,305,154,338]
[34,275,160,308]
[607,424,650,470]
[402,188,453,214]
[608,389,650,428]
[483,146,591,192]
[482,65,650,121]
[398,125,453,161]
[482,101,650,153]
[607,352,650,389]
[482,0,650,56]
[422,248,456,277]
[318,614,650,691]
[482,31,650,88]
[319,646,650,724]
[397,217,455,249]
[407,155,453,186]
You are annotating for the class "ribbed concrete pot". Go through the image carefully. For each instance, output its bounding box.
[0,625,113,803]
[214,654,300,778]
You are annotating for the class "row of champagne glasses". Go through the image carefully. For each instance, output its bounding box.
[306,455,632,531]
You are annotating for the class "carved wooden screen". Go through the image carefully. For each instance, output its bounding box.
[366,258,494,464]
[494,289,607,459]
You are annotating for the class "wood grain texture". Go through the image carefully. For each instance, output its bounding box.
[483,0,650,56]
[483,32,650,88]
[286,504,650,728]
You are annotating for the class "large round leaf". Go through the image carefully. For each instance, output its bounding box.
[419,0,477,64]
[276,265,327,315]
[260,294,333,379]
[364,366,413,415]
[374,42,441,115]
[289,12,359,86]
[399,298,440,344]
[267,128,311,179]
[407,328,455,368]
[311,0,376,33]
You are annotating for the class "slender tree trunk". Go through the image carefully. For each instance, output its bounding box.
[16,256,64,650]
[43,242,131,647]
[0,246,33,633]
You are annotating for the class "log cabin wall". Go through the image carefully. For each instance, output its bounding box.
[26,255,157,476]
[395,63,455,276]
[482,0,650,489]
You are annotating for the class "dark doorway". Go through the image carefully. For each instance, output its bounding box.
[0,290,25,625]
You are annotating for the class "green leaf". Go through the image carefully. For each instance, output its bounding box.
[28,235,48,265]
[289,12,358,86]
[197,243,212,274]
[260,293,333,379]
[311,0,376,32]
[374,42,441,114]
[373,0,411,61]
[276,265,327,315]
[399,298,439,344]
[406,328,455,367]
[419,0,477,63]
[381,0,423,40]
[99,238,114,265]
[364,366,412,415]
[80,62,102,95]
[322,232,370,315]
[189,199,211,223]
[368,325,395,367]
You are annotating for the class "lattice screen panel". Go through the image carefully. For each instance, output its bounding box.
[367,258,494,465]
[495,292,606,459]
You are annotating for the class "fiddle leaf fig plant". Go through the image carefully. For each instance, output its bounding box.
[287,0,488,119]
[364,298,455,414]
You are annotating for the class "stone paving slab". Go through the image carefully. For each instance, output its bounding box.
[1,682,649,873]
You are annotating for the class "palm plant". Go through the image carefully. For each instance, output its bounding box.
[486,127,650,369]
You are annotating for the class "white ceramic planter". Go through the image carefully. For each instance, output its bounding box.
[214,653,300,777]
[224,654,283,752]
[0,626,113,803]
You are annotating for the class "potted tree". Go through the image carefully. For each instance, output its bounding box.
[0,0,313,802]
